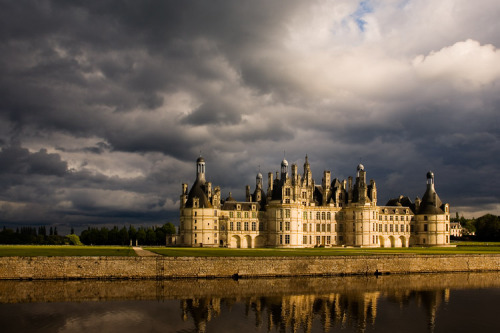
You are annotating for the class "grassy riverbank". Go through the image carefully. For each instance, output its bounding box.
[0,245,137,257]
[1,242,500,257]
[147,243,500,257]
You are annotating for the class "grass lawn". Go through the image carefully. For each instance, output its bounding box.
[147,243,500,257]
[0,245,137,257]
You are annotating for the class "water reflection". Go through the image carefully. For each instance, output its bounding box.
[1,272,499,333]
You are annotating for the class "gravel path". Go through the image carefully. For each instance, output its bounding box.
[132,247,161,256]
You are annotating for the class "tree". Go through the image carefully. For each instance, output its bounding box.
[136,229,146,245]
[163,222,176,235]
[66,234,83,245]
[475,214,500,241]
[146,229,156,245]
[119,227,129,245]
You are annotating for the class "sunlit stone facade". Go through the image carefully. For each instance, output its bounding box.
[179,156,451,248]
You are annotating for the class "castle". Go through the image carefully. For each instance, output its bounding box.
[179,156,451,248]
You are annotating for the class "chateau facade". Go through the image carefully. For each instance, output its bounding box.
[179,156,451,248]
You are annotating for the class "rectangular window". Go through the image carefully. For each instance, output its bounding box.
[244,212,249,218]
[327,224,331,232]
[390,224,394,232]
[322,212,326,220]
[303,211,308,220]
[244,222,249,231]
[395,224,398,232]
[379,215,382,221]
[252,212,256,218]
[230,222,234,231]
[316,212,321,220]
[316,236,320,244]
[285,188,291,196]
[279,221,283,231]
[237,212,241,218]
[303,224,307,232]
[384,224,388,232]
[339,224,344,232]
[285,235,290,244]
[424,224,428,231]
[395,216,398,221]
[251,222,256,231]
[303,235,307,244]
[285,209,290,218]
[379,224,382,232]
[327,212,331,220]
[237,222,241,231]
[406,225,409,232]
[280,235,283,244]
[316,223,320,232]
[259,222,264,231]
[322,224,326,232]
[410,225,414,232]
[230,212,234,218]
[401,224,404,232]
[327,236,331,244]
[285,222,290,231]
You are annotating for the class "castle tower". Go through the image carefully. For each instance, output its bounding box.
[413,171,450,246]
[303,155,312,186]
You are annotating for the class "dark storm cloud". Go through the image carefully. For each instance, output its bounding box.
[0,0,499,230]
[0,145,67,176]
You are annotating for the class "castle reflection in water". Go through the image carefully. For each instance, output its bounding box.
[1,272,499,333]
[181,288,449,332]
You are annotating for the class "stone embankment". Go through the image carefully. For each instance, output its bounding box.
[2,272,500,304]
[0,254,499,280]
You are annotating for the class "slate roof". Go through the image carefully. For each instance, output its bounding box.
[184,180,212,208]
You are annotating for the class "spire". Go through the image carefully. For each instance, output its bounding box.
[196,156,206,182]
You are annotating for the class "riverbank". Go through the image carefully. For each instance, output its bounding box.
[1,254,499,280]
[2,271,500,304]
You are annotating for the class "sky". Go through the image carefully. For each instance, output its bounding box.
[0,0,499,233]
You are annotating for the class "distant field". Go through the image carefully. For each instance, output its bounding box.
[0,245,137,257]
[147,244,500,257]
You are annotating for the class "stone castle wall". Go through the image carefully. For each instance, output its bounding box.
[1,255,499,280]
[2,272,500,303]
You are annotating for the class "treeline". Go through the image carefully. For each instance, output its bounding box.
[79,223,176,246]
[474,214,500,241]
[0,226,76,245]
[452,213,500,241]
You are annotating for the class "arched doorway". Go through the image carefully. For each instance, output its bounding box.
[255,235,266,248]
[389,236,396,248]
[400,236,407,248]
[379,236,387,248]
[230,235,241,248]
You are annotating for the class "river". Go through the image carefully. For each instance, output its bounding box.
[1,272,499,332]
